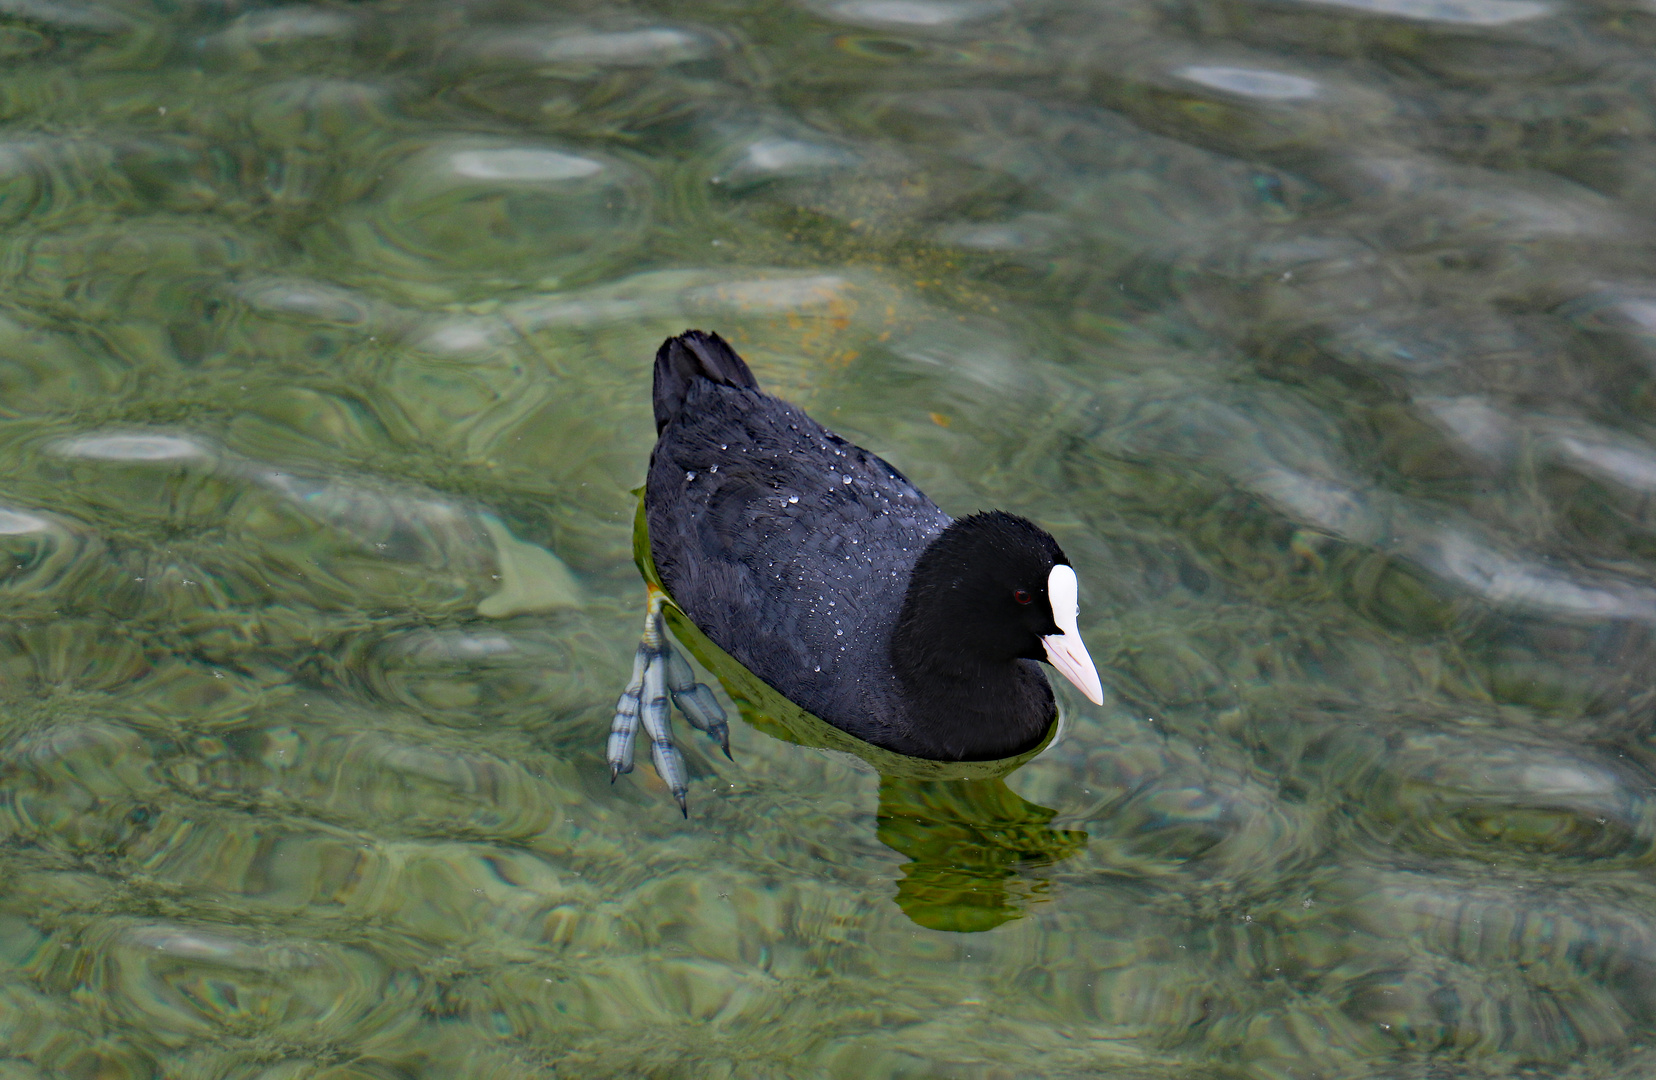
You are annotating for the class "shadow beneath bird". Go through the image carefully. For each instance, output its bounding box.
[877,775,1088,933]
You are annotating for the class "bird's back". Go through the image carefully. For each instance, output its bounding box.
[646,349,950,748]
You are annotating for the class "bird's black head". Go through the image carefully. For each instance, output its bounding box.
[895,511,1063,664]
[892,511,1103,710]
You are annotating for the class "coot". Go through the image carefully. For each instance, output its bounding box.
[609,330,1103,813]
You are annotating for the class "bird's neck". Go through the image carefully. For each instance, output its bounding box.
[889,626,1054,761]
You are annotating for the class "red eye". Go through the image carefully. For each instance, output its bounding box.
[1013,588,1033,605]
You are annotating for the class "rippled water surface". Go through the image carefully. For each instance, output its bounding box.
[7,0,1656,1076]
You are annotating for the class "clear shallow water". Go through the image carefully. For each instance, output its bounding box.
[4,0,1656,1076]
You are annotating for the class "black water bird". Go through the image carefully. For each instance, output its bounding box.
[608,330,1103,813]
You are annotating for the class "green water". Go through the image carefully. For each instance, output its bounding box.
[4,0,1656,1075]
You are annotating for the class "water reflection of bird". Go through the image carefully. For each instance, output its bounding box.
[608,329,1104,814]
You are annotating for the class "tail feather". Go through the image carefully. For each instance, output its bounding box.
[652,330,759,433]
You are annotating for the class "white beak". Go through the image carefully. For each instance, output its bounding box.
[1041,564,1104,706]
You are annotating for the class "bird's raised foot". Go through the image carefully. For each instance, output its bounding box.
[606,593,730,814]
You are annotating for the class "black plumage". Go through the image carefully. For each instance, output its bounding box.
[646,330,1078,761]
